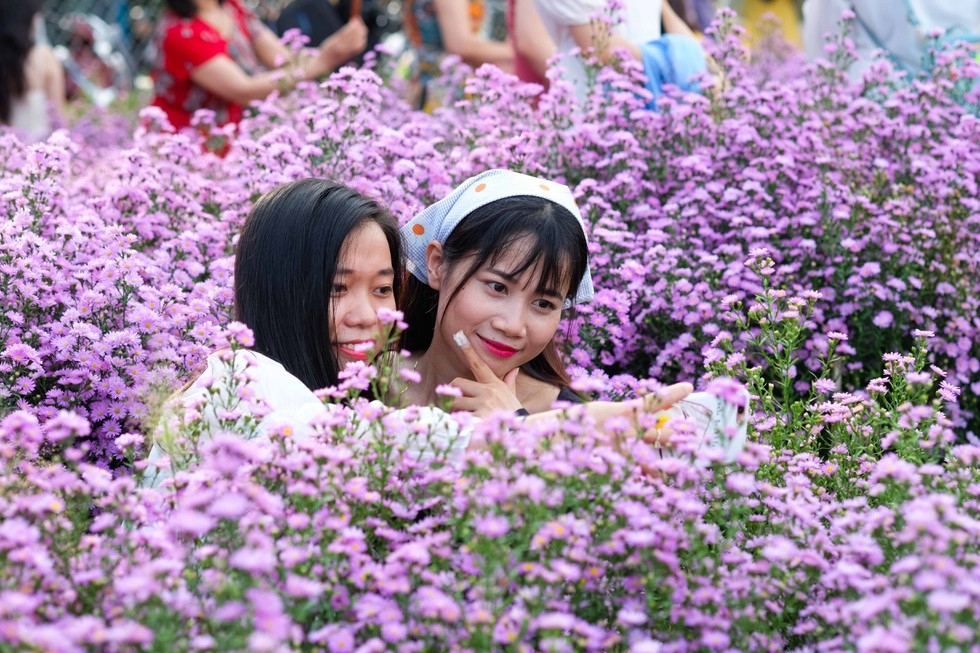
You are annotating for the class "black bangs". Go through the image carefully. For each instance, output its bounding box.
[444,196,588,306]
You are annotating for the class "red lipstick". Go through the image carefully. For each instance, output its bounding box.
[338,341,373,361]
[478,335,518,359]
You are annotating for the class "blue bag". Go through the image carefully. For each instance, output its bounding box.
[639,34,708,108]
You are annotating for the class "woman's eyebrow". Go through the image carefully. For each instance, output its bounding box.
[336,267,395,275]
[488,267,563,299]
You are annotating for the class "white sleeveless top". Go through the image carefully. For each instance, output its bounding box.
[533,0,662,98]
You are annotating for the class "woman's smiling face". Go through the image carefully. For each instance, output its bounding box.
[428,236,569,379]
[330,222,397,368]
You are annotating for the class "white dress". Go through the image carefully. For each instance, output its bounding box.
[143,350,473,486]
[532,0,662,97]
[8,90,51,141]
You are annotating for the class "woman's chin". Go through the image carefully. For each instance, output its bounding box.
[486,360,520,380]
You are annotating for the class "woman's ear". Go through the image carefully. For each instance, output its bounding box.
[425,241,445,290]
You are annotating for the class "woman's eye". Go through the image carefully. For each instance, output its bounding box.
[533,299,557,311]
[375,285,393,297]
[487,281,507,294]
[331,284,346,295]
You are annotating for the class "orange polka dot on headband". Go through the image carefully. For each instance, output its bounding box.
[474,183,487,192]
[412,223,425,235]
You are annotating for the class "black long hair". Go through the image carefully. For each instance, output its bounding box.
[163,0,225,19]
[0,0,42,124]
[235,179,403,391]
[400,195,588,387]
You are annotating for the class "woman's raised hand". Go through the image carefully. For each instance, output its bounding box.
[316,17,368,73]
[444,326,694,454]
[449,330,524,418]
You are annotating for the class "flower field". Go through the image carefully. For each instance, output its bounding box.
[1,15,979,652]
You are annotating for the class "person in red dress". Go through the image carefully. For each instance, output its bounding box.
[151,0,367,133]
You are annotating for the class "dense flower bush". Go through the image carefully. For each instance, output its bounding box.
[1,10,979,650]
[1,312,978,651]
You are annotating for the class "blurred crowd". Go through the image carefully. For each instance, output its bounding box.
[1,0,978,142]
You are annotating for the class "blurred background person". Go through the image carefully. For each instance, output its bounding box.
[666,0,715,34]
[737,0,802,48]
[150,0,367,133]
[403,0,514,109]
[803,0,980,80]
[275,0,390,66]
[531,0,698,98]
[0,0,66,141]
[507,0,553,89]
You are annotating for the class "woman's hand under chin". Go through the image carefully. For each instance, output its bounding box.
[447,330,525,418]
[441,327,696,464]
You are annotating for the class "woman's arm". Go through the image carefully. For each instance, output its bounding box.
[250,21,295,69]
[189,55,308,105]
[434,0,515,70]
[513,0,556,77]
[662,1,695,38]
[567,21,641,63]
[37,45,66,118]
[189,18,367,105]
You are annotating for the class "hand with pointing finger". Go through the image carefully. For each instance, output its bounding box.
[449,330,525,418]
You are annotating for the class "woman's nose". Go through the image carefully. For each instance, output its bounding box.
[343,293,380,328]
[491,301,528,338]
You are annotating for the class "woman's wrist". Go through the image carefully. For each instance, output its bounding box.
[291,62,309,85]
[273,60,307,94]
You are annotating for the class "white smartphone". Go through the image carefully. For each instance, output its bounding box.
[656,387,750,464]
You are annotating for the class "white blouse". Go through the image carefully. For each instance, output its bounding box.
[143,350,473,486]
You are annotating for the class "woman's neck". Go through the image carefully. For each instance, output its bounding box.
[194,0,233,37]
[400,333,473,407]
[408,351,458,406]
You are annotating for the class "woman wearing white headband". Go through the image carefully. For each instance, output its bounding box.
[398,169,594,415]
[397,168,688,421]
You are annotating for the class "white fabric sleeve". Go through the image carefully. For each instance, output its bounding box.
[143,350,329,487]
[535,0,607,27]
[391,405,473,462]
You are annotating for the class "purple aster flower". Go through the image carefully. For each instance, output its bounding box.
[872,311,894,328]
[926,590,970,614]
[705,377,749,407]
[474,515,510,538]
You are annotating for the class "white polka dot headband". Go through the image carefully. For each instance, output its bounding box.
[400,169,595,307]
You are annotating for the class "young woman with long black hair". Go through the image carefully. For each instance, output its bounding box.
[396,169,745,461]
[145,179,425,484]
[0,0,65,140]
